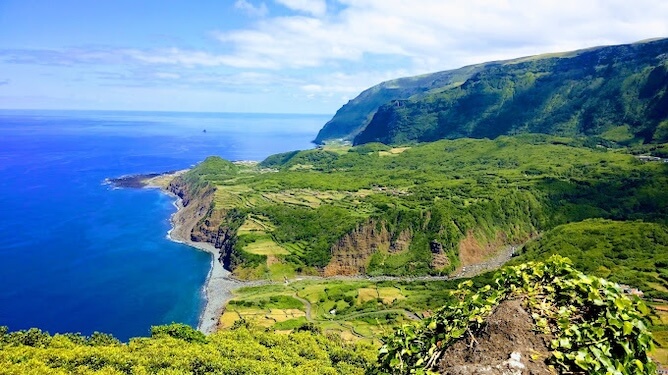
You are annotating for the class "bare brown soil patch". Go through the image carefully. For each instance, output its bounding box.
[458,231,507,266]
[438,298,555,374]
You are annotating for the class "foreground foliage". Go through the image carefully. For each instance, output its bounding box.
[373,256,656,374]
[0,323,375,374]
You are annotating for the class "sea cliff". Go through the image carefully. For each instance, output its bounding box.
[164,173,242,334]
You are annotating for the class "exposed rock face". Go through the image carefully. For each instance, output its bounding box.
[324,220,391,276]
[438,299,554,375]
[191,209,225,246]
[324,221,414,276]
[169,177,247,271]
[458,231,508,267]
[430,241,451,270]
[390,228,412,253]
[167,176,216,243]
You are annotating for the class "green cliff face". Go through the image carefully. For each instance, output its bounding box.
[316,38,668,146]
[313,63,492,143]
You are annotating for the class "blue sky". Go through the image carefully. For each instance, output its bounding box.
[1,0,667,114]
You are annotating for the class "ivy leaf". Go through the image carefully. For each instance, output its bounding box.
[622,321,634,335]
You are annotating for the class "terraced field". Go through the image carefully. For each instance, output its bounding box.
[219,278,466,342]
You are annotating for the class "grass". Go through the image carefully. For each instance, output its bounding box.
[650,304,668,366]
[600,125,635,143]
[219,278,460,340]
[357,287,405,304]
[237,217,267,234]
[379,147,410,156]
[242,237,289,256]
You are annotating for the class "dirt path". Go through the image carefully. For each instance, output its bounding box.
[292,294,313,322]
[450,244,518,279]
[336,309,421,322]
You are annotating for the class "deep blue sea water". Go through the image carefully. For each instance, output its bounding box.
[0,110,327,341]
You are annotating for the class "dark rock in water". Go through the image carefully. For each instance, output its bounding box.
[108,172,170,189]
[438,298,554,375]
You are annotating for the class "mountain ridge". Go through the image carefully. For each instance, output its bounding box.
[314,38,668,146]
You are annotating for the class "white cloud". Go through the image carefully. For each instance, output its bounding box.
[274,0,326,16]
[4,0,668,112]
[235,0,269,17]
[214,0,668,73]
[154,72,181,80]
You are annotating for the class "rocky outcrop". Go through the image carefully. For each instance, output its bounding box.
[324,220,390,276]
[430,241,451,270]
[437,299,554,374]
[167,176,216,243]
[390,228,412,253]
[324,221,413,276]
[168,176,246,271]
[191,209,225,246]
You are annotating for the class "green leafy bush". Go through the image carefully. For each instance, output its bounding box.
[373,256,657,374]
[0,325,375,374]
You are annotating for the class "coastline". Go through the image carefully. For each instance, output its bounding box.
[165,194,241,334]
[142,171,241,334]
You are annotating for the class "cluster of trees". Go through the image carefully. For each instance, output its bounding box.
[0,323,375,374]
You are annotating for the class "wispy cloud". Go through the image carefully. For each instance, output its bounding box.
[0,47,279,69]
[0,79,9,86]
[2,0,667,112]
[214,0,668,72]
[274,0,326,16]
[235,0,269,17]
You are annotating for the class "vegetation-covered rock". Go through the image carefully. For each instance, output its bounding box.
[372,256,657,374]
[510,219,668,300]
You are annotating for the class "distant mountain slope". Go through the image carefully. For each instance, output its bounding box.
[354,38,668,145]
[313,63,492,143]
[315,38,668,146]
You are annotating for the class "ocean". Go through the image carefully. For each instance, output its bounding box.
[0,110,327,341]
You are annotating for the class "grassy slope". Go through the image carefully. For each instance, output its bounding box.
[509,219,668,299]
[184,135,667,280]
[355,38,668,146]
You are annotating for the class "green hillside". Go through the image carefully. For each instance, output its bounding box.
[313,39,668,146]
[313,64,491,143]
[509,219,668,300]
[355,38,668,145]
[172,135,667,281]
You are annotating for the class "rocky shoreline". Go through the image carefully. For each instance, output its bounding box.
[153,170,246,334]
[107,172,176,188]
[165,193,242,334]
[110,170,241,334]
